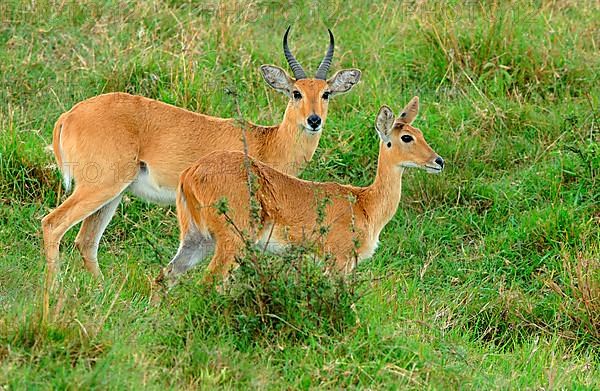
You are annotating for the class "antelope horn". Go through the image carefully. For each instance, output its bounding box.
[283,26,307,80]
[315,29,334,80]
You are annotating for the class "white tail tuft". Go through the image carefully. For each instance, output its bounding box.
[57,124,73,193]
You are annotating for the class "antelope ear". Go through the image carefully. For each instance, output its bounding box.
[260,65,294,97]
[327,69,361,97]
[397,96,419,125]
[375,105,395,143]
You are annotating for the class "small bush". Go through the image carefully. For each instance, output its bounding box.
[217,243,360,347]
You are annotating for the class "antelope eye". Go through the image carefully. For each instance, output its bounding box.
[322,91,330,100]
[292,91,302,100]
[401,135,413,143]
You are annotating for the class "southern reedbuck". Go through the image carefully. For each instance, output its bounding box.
[157,97,444,287]
[41,26,361,296]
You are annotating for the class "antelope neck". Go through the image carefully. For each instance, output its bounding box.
[358,144,405,235]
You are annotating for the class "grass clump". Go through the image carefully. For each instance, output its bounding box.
[546,248,600,342]
[222,245,359,346]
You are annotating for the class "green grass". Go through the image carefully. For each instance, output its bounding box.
[1,0,599,388]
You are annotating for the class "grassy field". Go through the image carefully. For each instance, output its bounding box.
[1,0,599,388]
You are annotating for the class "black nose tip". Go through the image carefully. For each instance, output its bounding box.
[307,114,322,130]
[435,156,445,168]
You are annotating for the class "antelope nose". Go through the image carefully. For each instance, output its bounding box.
[435,156,445,169]
[307,114,322,130]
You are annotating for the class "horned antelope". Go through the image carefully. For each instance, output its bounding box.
[156,97,444,287]
[41,27,361,315]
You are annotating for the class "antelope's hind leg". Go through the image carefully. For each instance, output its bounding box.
[41,185,126,321]
[156,226,214,290]
[74,193,123,279]
[204,231,244,284]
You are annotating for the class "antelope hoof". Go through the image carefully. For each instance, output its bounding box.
[154,268,175,291]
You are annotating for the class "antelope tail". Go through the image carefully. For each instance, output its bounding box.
[51,115,73,193]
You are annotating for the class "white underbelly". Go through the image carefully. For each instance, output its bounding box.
[358,229,383,261]
[127,167,177,204]
[256,224,287,253]
[359,240,380,260]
